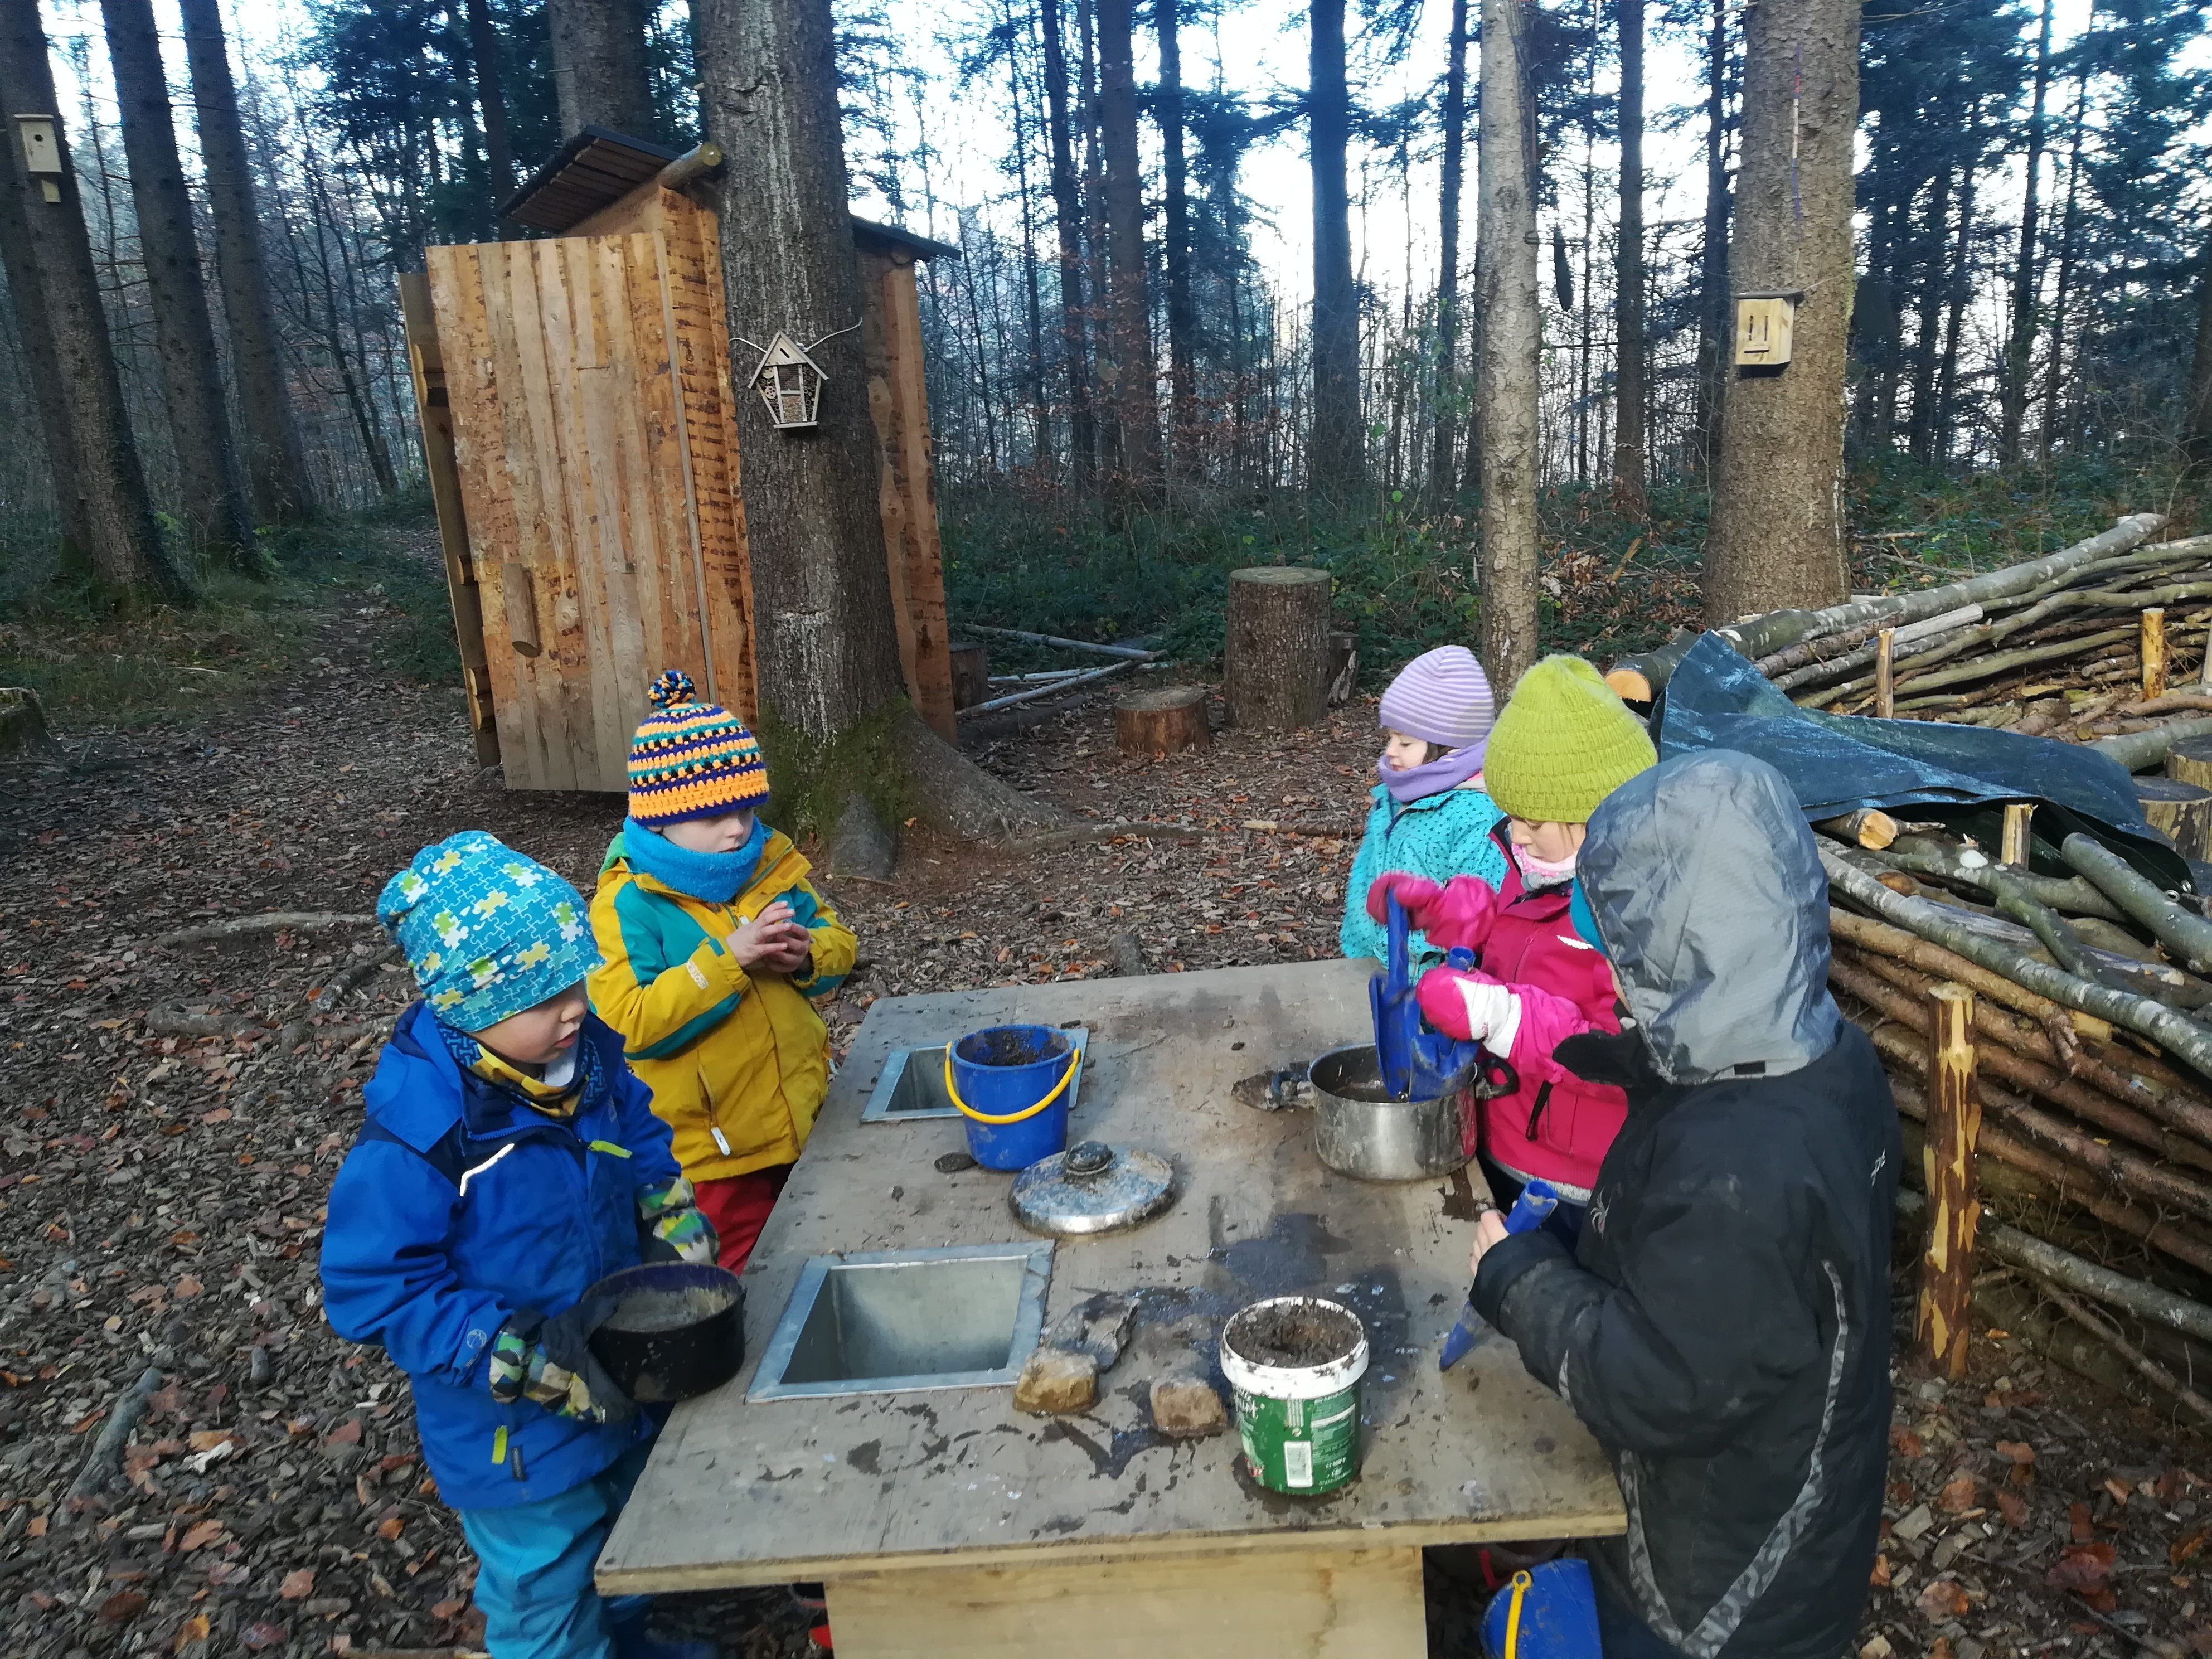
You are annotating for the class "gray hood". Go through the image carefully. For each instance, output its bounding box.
[1579,749,1841,1085]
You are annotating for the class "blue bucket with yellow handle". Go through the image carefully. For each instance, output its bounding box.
[945,1024,1078,1170]
[1481,1561,1600,1659]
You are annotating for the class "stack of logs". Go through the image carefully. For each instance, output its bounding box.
[1611,514,2212,1412]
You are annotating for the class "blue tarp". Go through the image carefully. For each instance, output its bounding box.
[1655,632,2189,888]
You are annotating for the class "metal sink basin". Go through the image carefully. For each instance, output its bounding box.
[746,1243,1054,1401]
[858,1027,1090,1123]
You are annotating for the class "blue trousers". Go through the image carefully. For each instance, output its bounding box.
[458,1444,653,1659]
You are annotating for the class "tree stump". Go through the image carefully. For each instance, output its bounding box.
[1224,566,1331,730]
[948,639,990,711]
[2139,776,2212,861]
[1915,982,1980,1381]
[2167,734,2212,794]
[1115,686,1210,758]
[0,687,56,761]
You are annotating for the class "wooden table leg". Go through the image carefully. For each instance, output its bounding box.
[824,1545,1428,1658]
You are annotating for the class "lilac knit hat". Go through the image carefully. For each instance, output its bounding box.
[1379,646,1497,754]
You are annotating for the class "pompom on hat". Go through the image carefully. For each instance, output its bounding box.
[627,669,771,827]
[1483,654,1658,826]
[379,832,601,1032]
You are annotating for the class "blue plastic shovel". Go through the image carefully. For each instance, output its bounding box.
[1370,894,1486,1100]
[1439,1179,1561,1370]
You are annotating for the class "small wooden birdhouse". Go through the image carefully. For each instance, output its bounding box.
[750,332,826,429]
[12,114,61,202]
[1734,295,1796,368]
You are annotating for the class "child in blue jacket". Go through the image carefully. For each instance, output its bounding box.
[1340,644,1508,964]
[321,832,717,1659]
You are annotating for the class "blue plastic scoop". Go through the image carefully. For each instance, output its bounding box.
[1439,1179,1562,1370]
[1369,893,1487,1100]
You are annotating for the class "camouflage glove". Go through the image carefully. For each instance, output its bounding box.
[638,1175,720,1267]
[486,1302,636,1425]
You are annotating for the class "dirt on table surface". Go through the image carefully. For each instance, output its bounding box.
[3,575,2210,1658]
[1223,1298,1364,1369]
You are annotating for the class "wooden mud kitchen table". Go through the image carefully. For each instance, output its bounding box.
[598,959,1625,1657]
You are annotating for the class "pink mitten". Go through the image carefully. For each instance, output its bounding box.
[1365,872,1443,927]
[1367,873,1501,950]
[1416,964,1522,1053]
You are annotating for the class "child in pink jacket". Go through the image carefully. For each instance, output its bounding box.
[1367,656,1656,1229]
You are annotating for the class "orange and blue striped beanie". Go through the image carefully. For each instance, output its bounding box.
[627,670,770,827]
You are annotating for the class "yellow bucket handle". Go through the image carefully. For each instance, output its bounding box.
[943,1042,1080,1126]
[1502,1569,1532,1659]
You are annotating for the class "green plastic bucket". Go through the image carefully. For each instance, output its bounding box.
[1219,1296,1369,1496]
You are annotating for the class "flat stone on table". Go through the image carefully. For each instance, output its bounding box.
[1014,1348,1098,1415]
[1148,1376,1227,1438]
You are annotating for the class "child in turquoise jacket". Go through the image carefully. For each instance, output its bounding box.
[1340,646,1508,964]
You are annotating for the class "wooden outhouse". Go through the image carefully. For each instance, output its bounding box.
[400,127,960,792]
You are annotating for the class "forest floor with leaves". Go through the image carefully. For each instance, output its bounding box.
[3,529,2212,1659]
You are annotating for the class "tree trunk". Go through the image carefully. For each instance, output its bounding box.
[1006,0,1050,471]
[0,0,189,603]
[1904,158,1953,465]
[1225,568,1331,730]
[465,0,516,202]
[100,0,257,573]
[1097,0,1157,496]
[1429,0,1470,503]
[1704,0,1858,625]
[1692,0,1730,476]
[2041,64,2088,463]
[1475,0,1541,690]
[694,0,1055,840]
[2190,219,2212,466]
[177,0,311,525]
[1038,0,1094,491]
[1307,0,1361,496]
[1158,0,1196,479]
[1997,0,2053,470]
[1079,0,1117,477]
[1612,0,1647,516]
[0,77,88,561]
[1934,128,1978,464]
[547,0,654,137]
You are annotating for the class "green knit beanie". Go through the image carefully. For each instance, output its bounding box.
[1483,654,1658,824]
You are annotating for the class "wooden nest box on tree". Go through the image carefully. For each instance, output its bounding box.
[400,127,962,791]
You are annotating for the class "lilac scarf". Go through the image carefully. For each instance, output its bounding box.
[1379,743,1488,804]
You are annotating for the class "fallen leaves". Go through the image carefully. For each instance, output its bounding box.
[176,1519,224,1552]
[2048,1542,2119,1613]
[98,1590,148,1625]
[1917,1578,1971,1621]
[1870,1554,1891,1588]
[278,1569,316,1602]
[1995,1439,2035,1466]
[1890,1423,1926,1458]
[1936,1473,1980,1514]
[2176,1529,2210,1568]
[2072,1501,2095,1544]
[1996,1486,2030,1528]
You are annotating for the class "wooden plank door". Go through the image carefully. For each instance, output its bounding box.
[425,232,751,792]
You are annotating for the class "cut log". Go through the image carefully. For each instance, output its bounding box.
[2144,607,2169,701]
[1115,685,1211,758]
[1821,848,2212,1082]
[1828,909,2113,1041]
[1916,983,1980,1380]
[2138,776,2212,861]
[1224,567,1331,731]
[948,640,990,710]
[2092,716,2212,773]
[1874,628,1896,719]
[1875,834,2124,924]
[2060,833,2212,976]
[2001,803,2034,867]
[2168,734,2212,795]
[1813,809,1899,850]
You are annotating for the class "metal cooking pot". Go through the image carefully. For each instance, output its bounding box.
[1249,1042,1512,1182]
[586,1262,746,1405]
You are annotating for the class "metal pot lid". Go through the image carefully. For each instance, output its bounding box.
[1010,1141,1176,1236]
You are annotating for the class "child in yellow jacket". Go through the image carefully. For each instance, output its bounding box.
[588,671,857,1274]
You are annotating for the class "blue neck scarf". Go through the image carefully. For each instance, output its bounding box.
[622,814,768,905]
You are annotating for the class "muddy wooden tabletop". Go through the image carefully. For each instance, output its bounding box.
[598,959,1624,1593]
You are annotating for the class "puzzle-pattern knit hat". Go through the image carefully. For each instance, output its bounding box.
[626,669,770,827]
[378,831,600,1031]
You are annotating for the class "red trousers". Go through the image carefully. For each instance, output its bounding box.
[693,1165,792,1275]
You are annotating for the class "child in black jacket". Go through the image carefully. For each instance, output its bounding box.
[1471,750,1901,1659]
